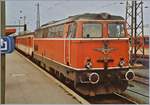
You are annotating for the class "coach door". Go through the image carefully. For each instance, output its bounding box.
[65,23,76,66]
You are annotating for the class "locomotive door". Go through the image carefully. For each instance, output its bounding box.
[65,23,76,66]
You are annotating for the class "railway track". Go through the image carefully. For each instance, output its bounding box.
[126,89,149,98]
[124,78,149,104]
[133,76,149,85]
[85,92,137,104]
[17,50,139,104]
[113,92,137,104]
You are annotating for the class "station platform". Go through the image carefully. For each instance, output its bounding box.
[5,51,80,104]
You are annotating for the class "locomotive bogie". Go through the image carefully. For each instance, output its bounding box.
[33,51,131,96]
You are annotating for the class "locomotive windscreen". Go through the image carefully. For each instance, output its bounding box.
[83,23,102,38]
[108,23,125,38]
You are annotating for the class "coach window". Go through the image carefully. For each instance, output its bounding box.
[68,23,76,38]
[83,23,102,38]
[108,23,125,38]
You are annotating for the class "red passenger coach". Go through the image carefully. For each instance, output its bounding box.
[16,13,135,96]
[15,32,34,56]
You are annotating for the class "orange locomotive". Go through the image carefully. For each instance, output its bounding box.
[15,13,135,96]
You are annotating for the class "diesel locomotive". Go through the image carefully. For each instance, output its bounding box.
[15,13,135,96]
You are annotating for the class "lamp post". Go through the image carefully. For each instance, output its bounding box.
[18,10,22,34]
[18,11,27,33]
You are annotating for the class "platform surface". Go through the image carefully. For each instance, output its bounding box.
[5,51,79,104]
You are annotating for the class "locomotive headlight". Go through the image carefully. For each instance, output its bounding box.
[89,72,100,84]
[79,72,100,84]
[85,58,92,69]
[119,58,125,67]
[125,70,135,81]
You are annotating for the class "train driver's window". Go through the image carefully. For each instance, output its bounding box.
[68,23,76,38]
[108,23,125,38]
[83,23,102,38]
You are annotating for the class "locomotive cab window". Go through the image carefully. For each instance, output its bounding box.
[108,23,125,38]
[83,23,102,38]
[68,23,76,38]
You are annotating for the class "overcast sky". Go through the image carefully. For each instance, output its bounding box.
[6,0,150,35]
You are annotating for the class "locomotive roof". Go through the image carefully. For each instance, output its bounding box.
[40,13,124,29]
[68,13,124,20]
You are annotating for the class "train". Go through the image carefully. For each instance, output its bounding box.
[15,13,135,96]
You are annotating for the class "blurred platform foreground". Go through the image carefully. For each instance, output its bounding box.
[5,51,79,104]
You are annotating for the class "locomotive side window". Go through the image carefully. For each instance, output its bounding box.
[48,27,52,37]
[36,29,43,38]
[48,27,55,37]
[48,24,64,38]
[43,28,48,38]
[53,27,55,36]
[108,23,125,38]
[68,23,76,38]
[83,23,102,38]
[57,25,64,37]
[55,26,59,37]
